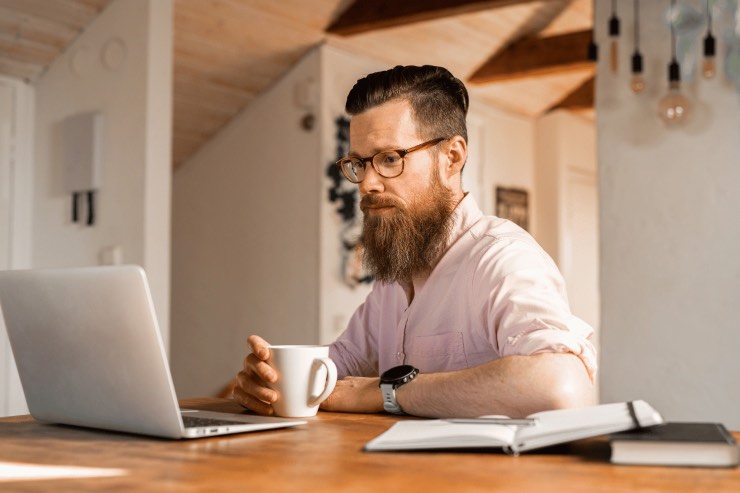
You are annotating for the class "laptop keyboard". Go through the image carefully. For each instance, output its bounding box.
[182,415,245,428]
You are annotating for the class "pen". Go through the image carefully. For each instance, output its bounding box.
[445,418,538,426]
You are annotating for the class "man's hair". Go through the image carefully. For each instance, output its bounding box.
[345,65,469,143]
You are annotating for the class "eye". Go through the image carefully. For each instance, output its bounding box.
[377,152,402,167]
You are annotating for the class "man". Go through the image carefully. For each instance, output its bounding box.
[235,65,596,418]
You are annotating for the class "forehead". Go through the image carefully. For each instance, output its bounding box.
[349,99,421,155]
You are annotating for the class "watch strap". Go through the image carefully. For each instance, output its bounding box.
[380,383,404,415]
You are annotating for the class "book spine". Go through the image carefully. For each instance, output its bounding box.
[717,424,737,445]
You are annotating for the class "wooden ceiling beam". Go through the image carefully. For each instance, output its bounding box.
[326,0,539,36]
[469,29,593,83]
[547,76,594,112]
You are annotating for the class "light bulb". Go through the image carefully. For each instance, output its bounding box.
[702,56,716,79]
[609,14,620,74]
[630,74,645,94]
[610,40,619,74]
[658,81,691,125]
[658,60,690,126]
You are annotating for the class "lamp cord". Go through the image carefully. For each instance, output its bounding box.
[634,0,640,49]
[706,0,712,35]
[670,0,676,62]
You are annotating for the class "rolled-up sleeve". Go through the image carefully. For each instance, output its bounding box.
[475,237,598,380]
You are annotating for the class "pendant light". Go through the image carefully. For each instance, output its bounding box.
[609,0,621,73]
[702,0,716,79]
[658,0,691,125]
[630,0,645,93]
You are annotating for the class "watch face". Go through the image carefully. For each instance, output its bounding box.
[381,365,418,382]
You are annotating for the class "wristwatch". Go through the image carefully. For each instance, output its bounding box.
[379,365,419,415]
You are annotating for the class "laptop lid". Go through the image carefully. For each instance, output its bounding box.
[0,265,304,438]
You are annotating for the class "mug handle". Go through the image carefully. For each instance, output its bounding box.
[308,357,337,407]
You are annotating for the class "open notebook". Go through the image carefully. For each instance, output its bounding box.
[0,265,306,439]
[364,400,663,455]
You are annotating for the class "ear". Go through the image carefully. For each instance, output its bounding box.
[443,135,467,179]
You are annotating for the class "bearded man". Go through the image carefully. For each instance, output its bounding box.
[234,65,597,418]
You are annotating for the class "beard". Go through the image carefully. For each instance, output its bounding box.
[359,168,457,284]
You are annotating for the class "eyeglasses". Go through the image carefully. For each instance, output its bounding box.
[336,137,447,184]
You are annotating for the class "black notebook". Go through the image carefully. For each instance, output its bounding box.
[610,422,739,468]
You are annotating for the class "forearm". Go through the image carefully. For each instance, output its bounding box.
[396,353,595,418]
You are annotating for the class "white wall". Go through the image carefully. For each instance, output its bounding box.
[32,0,172,343]
[597,0,740,428]
[172,48,323,397]
[0,75,34,416]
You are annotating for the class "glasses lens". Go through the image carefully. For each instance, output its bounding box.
[374,151,403,178]
[340,158,364,183]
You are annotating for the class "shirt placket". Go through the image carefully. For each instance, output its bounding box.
[395,309,410,365]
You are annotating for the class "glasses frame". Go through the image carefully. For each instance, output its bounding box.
[336,137,447,184]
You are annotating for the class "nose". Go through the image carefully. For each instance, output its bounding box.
[358,163,384,195]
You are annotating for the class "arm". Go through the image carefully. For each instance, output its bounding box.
[321,352,595,418]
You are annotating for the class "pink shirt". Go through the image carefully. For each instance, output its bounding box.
[329,194,597,380]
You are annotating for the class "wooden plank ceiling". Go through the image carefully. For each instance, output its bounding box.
[0,0,594,169]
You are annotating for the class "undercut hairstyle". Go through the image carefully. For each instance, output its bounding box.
[345,65,469,144]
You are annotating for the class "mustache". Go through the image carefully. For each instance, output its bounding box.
[360,194,405,212]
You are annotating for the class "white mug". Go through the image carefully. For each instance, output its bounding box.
[266,345,337,418]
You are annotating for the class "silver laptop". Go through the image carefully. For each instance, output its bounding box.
[0,265,306,438]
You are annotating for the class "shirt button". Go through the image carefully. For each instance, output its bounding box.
[396,352,404,360]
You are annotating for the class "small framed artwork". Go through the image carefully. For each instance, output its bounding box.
[495,186,529,231]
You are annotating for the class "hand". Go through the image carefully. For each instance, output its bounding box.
[233,335,278,415]
[319,376,384,414]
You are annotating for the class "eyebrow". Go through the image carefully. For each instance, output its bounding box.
[348,143,404,158]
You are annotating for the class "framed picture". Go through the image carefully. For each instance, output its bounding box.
[495,186,529,231]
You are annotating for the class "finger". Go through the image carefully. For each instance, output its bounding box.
[236,370,278,403]
[233,386,275,416]
[247,335,271,361]
[243,354,278,383]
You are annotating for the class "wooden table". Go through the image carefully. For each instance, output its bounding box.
[0,398,738,492]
